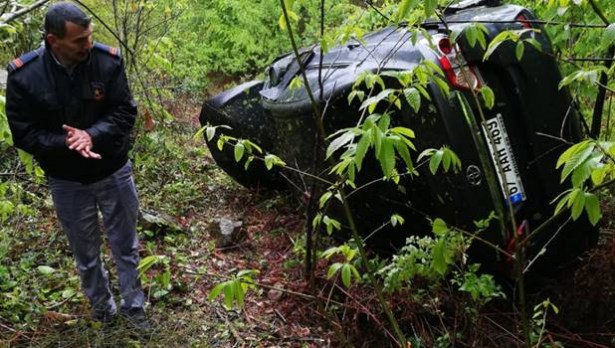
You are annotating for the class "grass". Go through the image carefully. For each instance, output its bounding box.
[1,98,614,347]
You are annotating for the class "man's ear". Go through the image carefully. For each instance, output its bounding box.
[46,33,57,45]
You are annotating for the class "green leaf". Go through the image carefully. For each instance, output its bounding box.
[560,144,594,182]
[558,68,608,90]
[326,131,355,159]
[394,140,413,170]
[390,127,415,139]
[264,155,274,170]
[475,24,488,49]
[390,213,405,227]
[429,149,444,174]
[263,154,286,170]
[360,89,396,114]
[466,25,478,48]
[415,85,431,101]
[289,76,303,91]
[323,216,342,235]
[354,131,371,171]
[554,193,569,216]
[351,265,362,284]
[321,246,340,259]
[483,30,521,61]
[481,86,495,109]
[341,264,352,287]
[442,148,452,172]
[379,138,396,178]
[445,148,462,173]
[348,90,365,104]
[378,113,391,133]
[223,282,234,309]
[243,156,253,170]
[396,0,417,23]
[234,143,245,162]
[417,148,435,163]
[557,140,591,168]
[571,153,601,187]
[403,88,421,113]
[515,41,525,61]
[584,193,602,226]
[206,127,216,141]
[570,189,586,220]
[327,263,343,279]
[433,76,450,97]
[394,98,402,110]
[432,239,447,275]
[208,283,225,301]
[424,0,437,18]
[37,265,56,275]
[373,125,383,157]
[432,218,448,236]
[243,140,262,154]
[278,14,287,31]
[319,192,332,209]
[524,38,543,52]
[590,165,608,185]
[566,188,580,209]
[278,2,298,30]
[234,280,245,308]
[138,255,165,275]
[321,36,332,54]
[423,60,445,77]
[604,23,615,46]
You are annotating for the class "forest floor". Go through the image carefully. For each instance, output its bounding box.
[2,98,615,348]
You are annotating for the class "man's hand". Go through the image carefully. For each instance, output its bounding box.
[62,124,102,159]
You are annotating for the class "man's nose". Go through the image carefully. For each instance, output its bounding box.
[85,38,93,50]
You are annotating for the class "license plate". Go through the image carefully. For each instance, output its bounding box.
[482,114,526,204]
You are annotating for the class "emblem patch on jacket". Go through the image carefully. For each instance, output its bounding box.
[91,82,105,102]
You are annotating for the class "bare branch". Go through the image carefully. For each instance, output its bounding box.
[0,0,50,25]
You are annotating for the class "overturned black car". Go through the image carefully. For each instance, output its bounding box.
[199,0,598,273]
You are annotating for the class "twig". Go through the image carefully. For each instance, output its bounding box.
[483,313,524,344]
[534,132,574,145]
[332,283,399,343]
[587,0,614,139]
[0,0,10,18]
[274,308,287,323]
[215,308,244,345]
[45,293,77,310]
[0,320,16,333]
[0,0,50,24]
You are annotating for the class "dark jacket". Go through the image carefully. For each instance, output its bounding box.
[5,43,137,183]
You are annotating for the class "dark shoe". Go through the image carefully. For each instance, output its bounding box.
[120,307,152,332]
[92,309,117,324]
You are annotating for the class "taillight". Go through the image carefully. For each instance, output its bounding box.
[516,14,532,29]
[438,37,453,55]
[436,37,482,91]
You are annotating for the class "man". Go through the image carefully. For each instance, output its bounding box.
[5,2,148,328]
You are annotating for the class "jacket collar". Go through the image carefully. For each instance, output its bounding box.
[43,43,91,75]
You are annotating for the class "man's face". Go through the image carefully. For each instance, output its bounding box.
[47,21,93,66]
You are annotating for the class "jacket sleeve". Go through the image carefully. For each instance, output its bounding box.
[85,58,137,149]
[5,73,67,158]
